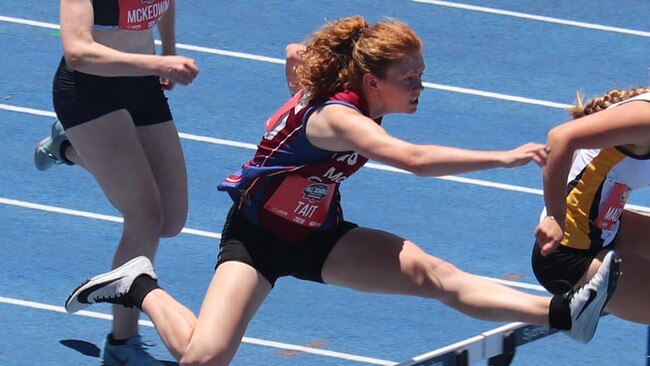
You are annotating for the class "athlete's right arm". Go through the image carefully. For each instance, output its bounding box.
[306,104,547,176]
[537,100,650,255]
[59,0,198,84]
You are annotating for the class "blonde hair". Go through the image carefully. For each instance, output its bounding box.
[567,87,650,119]
[294,16,422,102]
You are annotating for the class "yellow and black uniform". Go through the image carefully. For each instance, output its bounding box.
[532,93,650,294]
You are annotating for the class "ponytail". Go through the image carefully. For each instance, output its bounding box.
[567,87,650,119]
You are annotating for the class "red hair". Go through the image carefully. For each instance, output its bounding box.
[294,16,422,102]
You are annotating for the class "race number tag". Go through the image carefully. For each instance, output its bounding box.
[592,182,630,230]
[263,175,335,228]
[118,0,172,31]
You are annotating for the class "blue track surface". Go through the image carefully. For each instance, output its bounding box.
[2,1,650,365]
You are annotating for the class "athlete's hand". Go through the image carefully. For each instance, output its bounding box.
[500,142,548,168]
[160,55,199,86]
[535,216,564,256]
[160,78,175,90]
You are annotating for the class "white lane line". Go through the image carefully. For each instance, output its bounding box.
[4,102,650,213]
[1,15,570,109]
[0,103,554,194]
[0,16,283,64]
[0,196,549,292]
[364,162,546,195]
[3,103,650,213]
[168,41,285,65]
[422,82,571,109]
[179,131,258,150]
[364,161,649,212]
[0,104,57,117]
[410,0,650,38]
[0,15,60,29]
[0,197,221,239]
[0,296,397,365]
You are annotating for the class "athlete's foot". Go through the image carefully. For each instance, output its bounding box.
[64,256,157,313]
[565,250,621,343]
[34,119,72,171]
[102,334,164,366]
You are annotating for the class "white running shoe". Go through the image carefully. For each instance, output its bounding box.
[566,250,621,343]
[65,256,157,313]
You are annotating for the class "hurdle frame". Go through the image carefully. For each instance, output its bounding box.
[396,322,560,366]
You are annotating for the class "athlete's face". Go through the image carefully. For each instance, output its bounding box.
[376,50,425,115]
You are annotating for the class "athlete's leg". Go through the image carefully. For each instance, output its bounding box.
[581,209,650,324]
[129,261,271,365]
[321,227,551,324]
[177,262,271,365]
[65,258,272,365]
[135,121,188,237]
[66,109,165,339]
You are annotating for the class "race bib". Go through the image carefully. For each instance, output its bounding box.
[118,0,172,31]
[263,175,335,228]
[592,182,630,230]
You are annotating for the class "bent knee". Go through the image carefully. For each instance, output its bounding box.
[123,205,165,236]
[179,340,235,366]
[410,255,462,297]
[159,199,188,237]
[179,351,231,366]
[160,214,187,238]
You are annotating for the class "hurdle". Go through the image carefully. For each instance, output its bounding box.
[396,321,560,366]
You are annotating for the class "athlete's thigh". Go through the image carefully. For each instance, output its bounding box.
[182,261,272,364]
[136,121,188,234]
[612,209,650,258]
[579,247,650,324]
[576,208,650,285]
[66,110,161,217]
[321,227,450,296]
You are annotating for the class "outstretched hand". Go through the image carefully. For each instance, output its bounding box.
[500,142,548,168]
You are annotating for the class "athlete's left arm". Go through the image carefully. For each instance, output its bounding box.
[156,3,176,89]
[285,43,306,96]
[156,3,176,55]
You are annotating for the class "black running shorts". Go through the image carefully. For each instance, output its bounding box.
[52,57,172,129]
[531,242,598,295]
[216,206,358,286]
